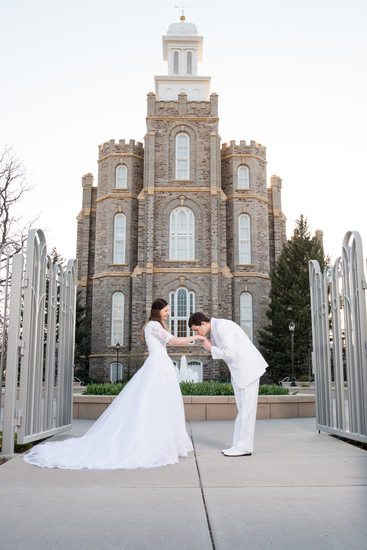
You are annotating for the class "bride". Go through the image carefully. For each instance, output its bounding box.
[24,298,203,470]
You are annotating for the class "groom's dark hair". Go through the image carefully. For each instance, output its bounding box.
[188,312,210,328]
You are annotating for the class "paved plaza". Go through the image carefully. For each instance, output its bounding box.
[0,418,366,550]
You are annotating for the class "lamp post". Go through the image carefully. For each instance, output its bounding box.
[288,322,297,387]
[115,342,120,383]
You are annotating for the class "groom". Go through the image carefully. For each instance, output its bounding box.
[188,312,268,457]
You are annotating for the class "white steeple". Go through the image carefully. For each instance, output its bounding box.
[155,15,211,101]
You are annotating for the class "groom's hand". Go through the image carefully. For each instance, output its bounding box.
[201,337,212,351]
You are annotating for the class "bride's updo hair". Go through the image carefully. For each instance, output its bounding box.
[142,298,170,341]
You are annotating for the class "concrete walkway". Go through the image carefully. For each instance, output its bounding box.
[0,418,366,550]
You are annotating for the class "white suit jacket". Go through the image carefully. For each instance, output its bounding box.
[210,318,267,388]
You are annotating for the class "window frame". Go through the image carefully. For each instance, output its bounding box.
[187,50,192,75]
[169,206,195,261]
[111,291,124,346]
[187,360,203,382]
[169,288,195,337]
[110,362,123,383]
[238,213,251,264]
[113,213,126,264]
[238,165,249,189]
[115,164,127,189]
[173,50,179,75]
[175,132,190,180]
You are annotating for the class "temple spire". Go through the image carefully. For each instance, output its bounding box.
[154,16,211,100]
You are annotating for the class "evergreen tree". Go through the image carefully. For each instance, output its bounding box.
[50,247,66,267]
[259,215,327,382]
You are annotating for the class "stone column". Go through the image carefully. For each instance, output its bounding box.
[145,131,155,315]
[76,173,94,300]
[210,132,220,316]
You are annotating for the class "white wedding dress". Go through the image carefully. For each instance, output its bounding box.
[24,321,193,469]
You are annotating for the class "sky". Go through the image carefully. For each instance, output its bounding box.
[1,0,367,263]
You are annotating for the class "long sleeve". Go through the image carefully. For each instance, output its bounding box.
[210,329,236,363]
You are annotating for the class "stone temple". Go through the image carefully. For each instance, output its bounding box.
[76,16,287,383]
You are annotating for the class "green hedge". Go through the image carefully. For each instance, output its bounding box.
[0,432,33,453]
[84,381,289,396]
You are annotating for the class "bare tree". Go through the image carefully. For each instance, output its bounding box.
[0,145,38,337]
[0,146,39,393]
[0,145,35,252]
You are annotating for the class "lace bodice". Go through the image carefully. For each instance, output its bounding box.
[144,321,172,356]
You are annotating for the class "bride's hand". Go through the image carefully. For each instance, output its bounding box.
[192,335,205,341]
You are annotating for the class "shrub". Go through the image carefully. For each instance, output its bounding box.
[84,382,128,395]
[180,381,234,395]
[258,384,289,395]
[84,381,289,396]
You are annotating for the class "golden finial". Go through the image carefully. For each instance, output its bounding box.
[174,3,188,21]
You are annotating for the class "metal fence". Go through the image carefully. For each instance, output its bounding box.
[309,231,367,443]
[1,229,77,455]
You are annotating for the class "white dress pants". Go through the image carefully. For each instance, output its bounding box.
[232,377,260,452]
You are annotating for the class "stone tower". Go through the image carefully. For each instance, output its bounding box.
[76,16,287,383]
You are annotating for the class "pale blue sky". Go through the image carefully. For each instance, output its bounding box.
[1,0,366,261]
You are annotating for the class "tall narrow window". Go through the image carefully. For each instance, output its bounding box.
[173,51,179,75]
[187,51,192,75]
[110,362,123,383]
[239,214,251,264]
[175,133,190,180]
[238,165,249,189]
[169,288,195,337]
[240,292,253,341]
[113,213,126,264]
[170,207,194,260]
[111,292,124,345]
[115,165,127,188]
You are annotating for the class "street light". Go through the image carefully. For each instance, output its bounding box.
[288,322,297,387]
[115,342,121,383]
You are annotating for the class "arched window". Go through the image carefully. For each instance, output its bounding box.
[110,362,123,383]
[111,292,124,345]
[113,213,126,264]
[175,133,190,180]
[187,51,192,75]
[187,361,203,382]
[115,165,127,188]
[239,214,251,264]
[173,51,179,75]
[170,207,194,260]
[169,288,195,337]
[240,292,253,341]
[238,165,249,189]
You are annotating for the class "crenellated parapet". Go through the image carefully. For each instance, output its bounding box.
[146,91,218,118]
[98,139,144,160]
[221,140,267,161]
